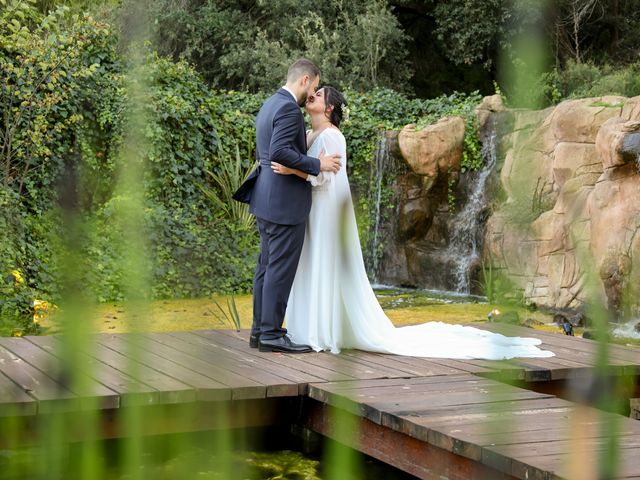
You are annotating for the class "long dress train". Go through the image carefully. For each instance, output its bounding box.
[285,128,554,360]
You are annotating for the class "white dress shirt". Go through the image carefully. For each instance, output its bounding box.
[282,86,298,103]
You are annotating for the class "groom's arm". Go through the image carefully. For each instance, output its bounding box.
[270,103,321,176]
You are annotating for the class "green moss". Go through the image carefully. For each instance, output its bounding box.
[41,290,566,336]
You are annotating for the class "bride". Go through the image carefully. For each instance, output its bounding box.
[271,86,554,360]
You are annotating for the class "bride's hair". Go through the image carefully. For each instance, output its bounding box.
[322,86,347,128]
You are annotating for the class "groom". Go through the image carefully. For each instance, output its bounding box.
[241,59,341,353]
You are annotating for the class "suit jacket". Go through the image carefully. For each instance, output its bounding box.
[234,89,321,225]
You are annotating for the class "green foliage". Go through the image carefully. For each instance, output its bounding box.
[212,294,241,331]
[479,260,522,305]
[1,2,121,211]
[1,4,261,333]
[147,0,411,92]
[433,0,504,68]
[0,188,40,335]
[201,143,256,231]
[539,61,640,105]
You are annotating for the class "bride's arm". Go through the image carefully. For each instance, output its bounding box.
[306,131,344,186]
[270,163,308,179]
[271,131,344,185]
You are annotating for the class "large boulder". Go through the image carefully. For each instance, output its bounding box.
[596,117,640,169]
[484,95,640,318]
[622,95,640,121]
[398,116,465,178]
[476,94,507,143]
[547,97,624,144]
[552,142,601,190]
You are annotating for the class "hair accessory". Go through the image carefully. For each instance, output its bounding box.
[340,103,350,123]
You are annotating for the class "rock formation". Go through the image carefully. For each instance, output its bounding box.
[374,94,640,319]
[377,116,467,291]
[484,96,640,318]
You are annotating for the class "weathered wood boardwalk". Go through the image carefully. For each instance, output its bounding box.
[1,324,640,479]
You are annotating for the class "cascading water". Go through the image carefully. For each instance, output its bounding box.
[445,132,497,293]
[367,135,390,281]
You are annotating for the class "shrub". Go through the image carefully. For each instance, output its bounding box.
[541,61,640,105]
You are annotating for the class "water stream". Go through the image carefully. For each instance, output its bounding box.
[444,132,498,293]
[367,135,392,282]
[612,319,640,340]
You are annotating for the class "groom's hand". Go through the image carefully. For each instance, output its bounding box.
[319,149,341,173]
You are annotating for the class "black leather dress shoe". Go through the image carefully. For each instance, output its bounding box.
[249,334,260,349]
[258,336,312,353]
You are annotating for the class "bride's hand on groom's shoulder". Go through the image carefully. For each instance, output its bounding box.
[318,149,341,173]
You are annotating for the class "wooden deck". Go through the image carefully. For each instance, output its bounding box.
[1,324,640,479]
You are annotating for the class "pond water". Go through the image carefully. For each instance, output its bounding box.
[0,426,417,480]
[373,284,487,309]
[42,285,560,335]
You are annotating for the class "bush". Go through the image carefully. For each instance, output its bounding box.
[541,61,640,105]
[1,4,262,335]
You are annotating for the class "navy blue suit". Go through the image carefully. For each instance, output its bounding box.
[247,89,320,340]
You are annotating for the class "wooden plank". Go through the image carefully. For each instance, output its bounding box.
[216,334,412,380]
[409,411,611,465]
[310,375,496,401]
[477,323,640,368]
[120,333,268,400]
[372,389,554,425]
[502,444,640,480]
[0,371,37,416]
[0,344,77,414]
[88,341,195,404]
[0,337,119,410]
[26,335,163,408]
[209,330,358,383]
[309,375,554,424]
[302,348,426,379]
[94,334,231,401]
[310,373,480,393]
[176,330,326,393]
[339,348,467,377]
[377,353,498,375]
[483,433,640,477]
[144,331,299,398]
[218,329,491,377]
[303,398,518,480]
[384,396,574,437]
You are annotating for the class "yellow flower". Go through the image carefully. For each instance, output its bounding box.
[32,299,50,311]
[11,270,25,284]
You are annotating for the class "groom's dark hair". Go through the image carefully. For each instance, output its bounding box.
[287,59,320,82]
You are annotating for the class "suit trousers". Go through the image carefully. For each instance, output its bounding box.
[252,218,306,340]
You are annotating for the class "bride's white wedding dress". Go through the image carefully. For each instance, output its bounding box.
[285,128,554,360]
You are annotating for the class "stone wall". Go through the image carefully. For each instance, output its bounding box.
[484,95,640,317]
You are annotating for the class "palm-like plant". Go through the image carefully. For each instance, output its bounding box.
[201,142,256,230]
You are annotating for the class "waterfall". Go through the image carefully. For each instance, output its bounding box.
[612,319,640,339]
[367,135,390,281]
[445,132,498,293]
